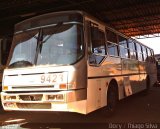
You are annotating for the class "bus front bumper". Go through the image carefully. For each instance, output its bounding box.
[1,89,87,114]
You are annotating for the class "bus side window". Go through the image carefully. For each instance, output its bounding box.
[136,42,143,61]
[118,36,129,58]
[106,29,119,57]
[128,39,137,60]
[91,26,105,55]
[89,25,106,65]
[151,49,156,63]
[147,48,152,63]
[142,46,147,61]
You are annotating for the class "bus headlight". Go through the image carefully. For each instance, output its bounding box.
[3,86,8,91]
[4,95,16,100]
[48,94,64,101]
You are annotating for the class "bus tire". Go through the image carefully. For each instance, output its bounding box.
[146,76,150,91]
[143,76,150,95]
[102,82,118,116]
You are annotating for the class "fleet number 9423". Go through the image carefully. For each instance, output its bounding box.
[40,74,63,83]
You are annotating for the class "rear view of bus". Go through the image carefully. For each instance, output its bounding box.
[1,11,88,114]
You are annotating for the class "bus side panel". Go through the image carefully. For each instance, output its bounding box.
[87,77,124,113]
[87,78,107,113]
[87,56,122,113]
[129,74,144,93]
[70,57,88,90]
[121,59,139,75]
[139,61,147,91]
[122,59,147,94]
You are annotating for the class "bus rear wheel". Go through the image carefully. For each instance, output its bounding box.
[144,76,150,94]
[142,76,150,95]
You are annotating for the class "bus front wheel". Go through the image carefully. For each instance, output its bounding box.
[105,83,118,115]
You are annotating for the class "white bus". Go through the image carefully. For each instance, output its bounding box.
[1,11,157,114]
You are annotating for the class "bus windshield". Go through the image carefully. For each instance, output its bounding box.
[9,30,38,68]
[8,23,84,68]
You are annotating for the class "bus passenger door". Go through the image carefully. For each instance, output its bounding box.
[87,79,102,112]
[86,21,106,66]
[85,20,106,112]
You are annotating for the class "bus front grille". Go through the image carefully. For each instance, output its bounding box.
[19,95,43,101]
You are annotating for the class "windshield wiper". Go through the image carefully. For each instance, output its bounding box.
[8,60,33,69]
[34,22,63,64]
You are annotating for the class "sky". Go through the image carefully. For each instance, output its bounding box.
[137,37,160,55]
